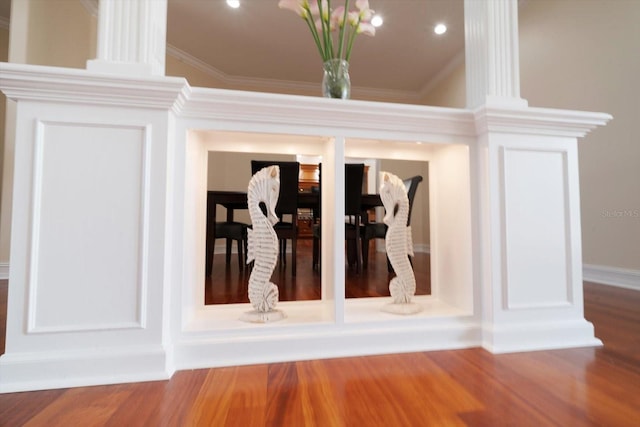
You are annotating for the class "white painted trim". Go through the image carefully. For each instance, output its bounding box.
[0,345,171,393]
[0,262,8,280]
[583,264,640,291]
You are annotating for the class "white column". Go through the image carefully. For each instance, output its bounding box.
[464,0,527,108]
[86,0,167,76]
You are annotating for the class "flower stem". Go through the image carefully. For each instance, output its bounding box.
[345,16,361,62]
[304,11,327,61]
[336,0,349,59]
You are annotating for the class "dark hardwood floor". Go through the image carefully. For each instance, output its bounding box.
[206,239,431,304]
[1,251,639,426]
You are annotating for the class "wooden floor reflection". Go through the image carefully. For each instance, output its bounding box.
[205,239,431,305]
[2,282,639,426]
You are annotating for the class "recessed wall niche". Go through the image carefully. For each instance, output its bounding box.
[185,130,473,331]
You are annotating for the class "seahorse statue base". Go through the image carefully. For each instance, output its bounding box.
[381,301,423,315]
[239,309,286,323]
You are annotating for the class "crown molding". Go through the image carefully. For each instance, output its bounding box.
[473,105,612,138]
[0,62,190,113]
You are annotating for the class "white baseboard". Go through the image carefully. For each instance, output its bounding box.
[0,262,8,280]
[583,264,640,291]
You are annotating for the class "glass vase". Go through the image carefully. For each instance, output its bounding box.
[322,59,351,99]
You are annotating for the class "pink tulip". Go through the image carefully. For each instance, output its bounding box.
[357,22,375,36]
[278,0,305,17]
[309,0,329,18]
[278,0,378,63]
[331,6,346,26]
[355,0,374,21]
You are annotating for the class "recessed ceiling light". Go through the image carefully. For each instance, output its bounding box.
[226,0,240,8]
[434,23,447,35]
[371,15,383,27]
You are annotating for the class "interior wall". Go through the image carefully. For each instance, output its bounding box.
[420,0,640,272]
[25,0,95,68]
[0,0,96,267]
[379,159,430,248]
[419,64,466,108]
[518,0,640,271]
[207,151,295,225]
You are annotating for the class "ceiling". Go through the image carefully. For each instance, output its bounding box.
[166,0,465,97]
[1,0,466,98]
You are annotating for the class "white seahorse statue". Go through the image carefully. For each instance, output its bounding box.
[239,165,286,323]
[379,172,423,315]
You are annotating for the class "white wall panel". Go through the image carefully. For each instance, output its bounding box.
[28,121,150,332]
[501,148,572,309]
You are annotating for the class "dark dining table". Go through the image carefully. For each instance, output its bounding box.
[206,190,382,276]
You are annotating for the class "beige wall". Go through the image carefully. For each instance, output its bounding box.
[420,0,640,271]
[25,0,95,68]
[519,0,640,270]
[0,0,96,265]
[380,159,430,247]
[420,64,466,108]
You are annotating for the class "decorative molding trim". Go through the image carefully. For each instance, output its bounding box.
[0,16,9,30]
[0,262,8,280]
[183,86,477,144]
[0,345,171,393]
[0,62,190,113]
[583,264,640,291]
[474,105,612,138]
[482,318,602,354]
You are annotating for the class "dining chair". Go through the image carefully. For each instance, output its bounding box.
[313,163,365,273]
[213,221,249,272]
[361,175,423,271]
[251,160,300,276]
[207,192,250,276]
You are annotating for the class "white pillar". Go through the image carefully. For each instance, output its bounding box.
[465,0,608,352]
[464,0,527,108]
[86,0,167,76]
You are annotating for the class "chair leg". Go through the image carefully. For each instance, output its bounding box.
[281,239,287,265]
[236,239,243,271]
[362,237,370,268]
[312,236,319,270]
[243,236,249,270]
[292,235,297,276]
[355,235,362,273]
[225,238,232,265]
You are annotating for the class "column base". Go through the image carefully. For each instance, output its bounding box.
[482,319,602,354]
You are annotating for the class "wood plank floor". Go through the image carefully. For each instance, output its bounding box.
[206,239,431,304]
[1,259,639,425]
